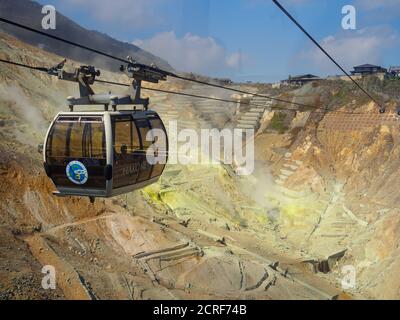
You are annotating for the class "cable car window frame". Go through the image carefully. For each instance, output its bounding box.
[112,115,141,156]
[46,116,106,160]
[45,115,107,190]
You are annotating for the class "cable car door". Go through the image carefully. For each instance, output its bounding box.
[112,115,142,188]
[147,115,168,179]
[136,115,168,182]
[135,118,154,183]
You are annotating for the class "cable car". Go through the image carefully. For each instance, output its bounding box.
[42,59,169,201]
[44,109,168,199]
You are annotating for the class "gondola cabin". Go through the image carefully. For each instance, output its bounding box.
[43,109,168,199]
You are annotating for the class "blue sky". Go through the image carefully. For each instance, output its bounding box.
[44,0,400,82]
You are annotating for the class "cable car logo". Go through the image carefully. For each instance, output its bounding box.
[66,161,88,185]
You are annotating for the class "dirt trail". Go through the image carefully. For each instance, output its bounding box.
[24,234,94,300]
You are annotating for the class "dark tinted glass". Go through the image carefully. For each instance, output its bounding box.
[46,116,106,189]
[149,117,168,178]
[112,115,142,188]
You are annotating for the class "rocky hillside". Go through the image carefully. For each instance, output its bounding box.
[0,32,351,300]
[1,29,400,299]
[252,80,400,299]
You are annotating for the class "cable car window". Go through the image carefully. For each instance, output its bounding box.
[135,118,153,182]
[69,122,85,158]
[46,116,106,190]
[113,116,140,155]
[112,116,141,188]
[48,122,69,157]
[47,118,105,159]
[57,116,80,122]
[83,122,105,158]
[148,117,168,178]
[81,117,102,122]
[135,119,152,148]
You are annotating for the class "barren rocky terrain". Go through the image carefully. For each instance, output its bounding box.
[1,31,400,300]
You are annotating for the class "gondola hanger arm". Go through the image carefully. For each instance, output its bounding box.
[46,59,100,97]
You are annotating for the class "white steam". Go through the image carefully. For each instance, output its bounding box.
[0,85,47,134]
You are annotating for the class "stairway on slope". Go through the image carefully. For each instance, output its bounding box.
[236,96,273,131]
[275,151,303,186]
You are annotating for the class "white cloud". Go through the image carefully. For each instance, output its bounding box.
[133,32,244,75]
[226,52,242,69]
[355,0,400,20]
[298,27,399,74]
[63,0,167,29]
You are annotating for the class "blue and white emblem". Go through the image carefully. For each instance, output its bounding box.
[66,161,88,185]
